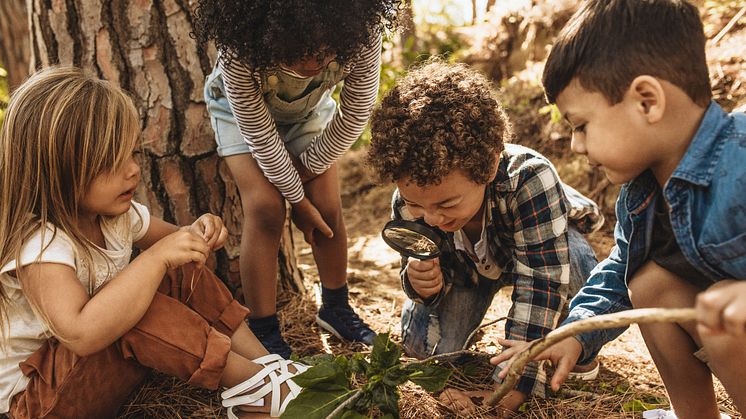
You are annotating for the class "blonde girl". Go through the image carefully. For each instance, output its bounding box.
[0,67,307,419]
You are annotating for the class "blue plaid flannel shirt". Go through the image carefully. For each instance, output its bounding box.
[392,144,603,397]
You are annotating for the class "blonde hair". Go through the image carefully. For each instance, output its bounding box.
[0,66,141,341]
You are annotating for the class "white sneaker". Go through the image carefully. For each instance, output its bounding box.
[566,358,600,381]
[643,409,731,419]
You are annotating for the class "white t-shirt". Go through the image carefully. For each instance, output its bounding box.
[453,199,503,280]
[0,201,150,413]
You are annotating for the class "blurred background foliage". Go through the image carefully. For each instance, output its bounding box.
[1,0,744,152]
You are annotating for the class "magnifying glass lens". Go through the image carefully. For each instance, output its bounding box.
[381,220,444,260]
[383,227,439,255]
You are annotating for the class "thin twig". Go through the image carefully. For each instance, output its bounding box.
[326,390,363,419]
[711,6,746,45]
[409,349,492,367]
[485,307,697,406]
[462,317,510,350]
[185,266,204,303]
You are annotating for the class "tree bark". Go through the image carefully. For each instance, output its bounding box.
[0,0,30,90]
[27,0,305,298]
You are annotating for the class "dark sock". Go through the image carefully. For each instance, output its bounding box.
[248,314,280,335]
[321,284,350,307]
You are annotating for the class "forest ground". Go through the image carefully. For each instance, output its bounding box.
[118,5,746,418]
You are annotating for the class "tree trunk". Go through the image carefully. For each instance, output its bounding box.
[26,0,305,298]
[0,0,30,90]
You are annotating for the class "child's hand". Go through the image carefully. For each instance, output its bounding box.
[438,387,525,417]
[406,258,443,299]
[696,280,746,337]
[438,388,483,416]
[291,197,333,246]
[493,336,583,391]
[290,155,319,184]
[144,229,210,270]
[187,213,228,250]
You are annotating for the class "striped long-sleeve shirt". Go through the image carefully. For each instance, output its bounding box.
[219,36,382,203]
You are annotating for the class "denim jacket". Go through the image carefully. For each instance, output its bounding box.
[564,102,746,364]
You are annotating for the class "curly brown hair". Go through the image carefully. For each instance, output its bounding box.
[192,0,400,70]
[368,60,511,187]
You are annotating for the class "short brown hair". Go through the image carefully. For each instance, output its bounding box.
[543,0,711,107]
[367,60,511,187]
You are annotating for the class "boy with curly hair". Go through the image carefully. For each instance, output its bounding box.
[193,0,400,358]
[366,60,603,416]
[493,1,746,418]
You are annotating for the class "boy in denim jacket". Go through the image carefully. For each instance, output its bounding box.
[494,1,746,417]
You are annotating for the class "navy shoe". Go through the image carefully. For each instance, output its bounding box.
[316,304,376,345]
[248,320,292,359]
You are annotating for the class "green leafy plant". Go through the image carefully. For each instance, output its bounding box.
[282,333,452,419]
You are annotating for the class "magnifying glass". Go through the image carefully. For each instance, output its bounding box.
[381,219,446,260]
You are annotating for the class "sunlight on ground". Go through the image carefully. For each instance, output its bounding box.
[349,234,401,267]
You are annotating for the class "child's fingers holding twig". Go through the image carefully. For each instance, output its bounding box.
[190,214,227,250]
[146,230,210,271]
[492,338,530,372]
[213,223,228,250]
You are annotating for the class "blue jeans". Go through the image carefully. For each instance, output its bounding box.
[400,226,598,358]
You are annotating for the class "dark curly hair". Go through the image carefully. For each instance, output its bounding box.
[367,60,511,187]
[192,0,400,70]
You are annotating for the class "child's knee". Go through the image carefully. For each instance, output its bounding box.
[243,198,286,232]
[628,261,692,308]
[628,266,663,308]
[315,200,344,230]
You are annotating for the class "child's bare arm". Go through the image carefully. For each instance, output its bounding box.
[134,217,178,249]
[19,230,209,356]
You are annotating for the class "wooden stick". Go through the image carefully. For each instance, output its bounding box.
[485,307,697,406]
[711,6,746,46]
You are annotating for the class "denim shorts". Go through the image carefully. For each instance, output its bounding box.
[203,66,337,158]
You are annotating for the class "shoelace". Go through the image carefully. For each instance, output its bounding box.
[333,306,371,332]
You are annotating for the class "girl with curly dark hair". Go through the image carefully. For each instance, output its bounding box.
[192,0,398,387]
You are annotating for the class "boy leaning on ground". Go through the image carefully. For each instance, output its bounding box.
[366,60,604,417]
[493,1,746,418]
